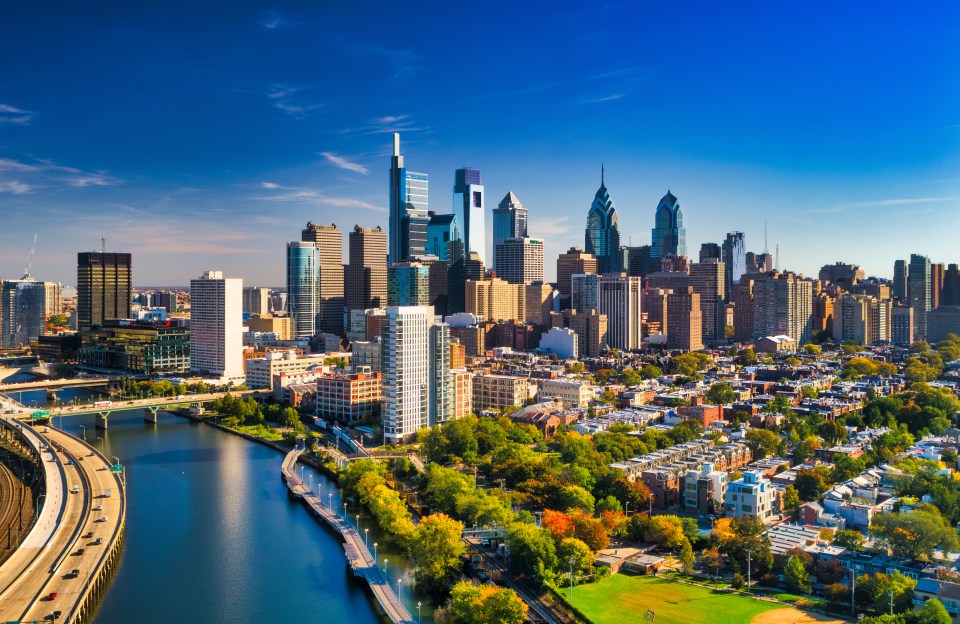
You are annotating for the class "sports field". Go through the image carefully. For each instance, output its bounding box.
[567,575,845,624]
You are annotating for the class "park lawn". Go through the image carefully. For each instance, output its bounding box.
[234,423,285,442]
[569,574,786,624]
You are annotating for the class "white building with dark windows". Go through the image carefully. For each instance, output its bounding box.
[190,270,244,382]
[724,471,778,522]
[494,237,544,285]
[598,274,642,351]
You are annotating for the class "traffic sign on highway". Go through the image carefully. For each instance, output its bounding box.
[110,463,122,473]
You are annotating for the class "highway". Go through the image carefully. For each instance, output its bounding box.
[0,422,125,624]
[0,377,119,393]
[282,450,415,624]
[44,390,272,418]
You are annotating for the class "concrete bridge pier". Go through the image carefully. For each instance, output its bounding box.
[95,412,110,430]
[144,407,159,423]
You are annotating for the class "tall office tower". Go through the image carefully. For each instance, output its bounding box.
[597,274,642,350]
[242,287,270,315]
[699,243,721,263]
[584,168,622,274]
[833,294,892,345]
[908,254,932,338]
[454,167,486,267]
[624,245,655,277]
[388,263,431,306]
[571,273,600,313]
[44,282,62,317]
[690,260,726,341]
[667,287,703,352]
[524,282,556,326]
[77,252,132,329]
[447,244,484,315]
[752,272,814,343]
[651,190,686,259]
[931,263,945,309]
[943,264,960,307]
[301,222,345,336]
[286,241,319,339]
[1,280,47,347]
[813,291,836,336]
[745,252,773,275]
[346,225,389,313]
[891,305,915,345]
[818,262,865,288]
[893,259,909,301]
[190,270,244,380]
[382,306,444,442]
[660,255,691,273]
[492,191,527,268]
[426,213,460,261]
[643,288,670,336]
[556,247,598,302]
[494,237,544,285]
[733,279,756,343]
[429,322,454,425]
[388,133,429,264]
[721,232,746,300]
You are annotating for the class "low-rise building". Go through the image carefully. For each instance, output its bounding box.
[245,350,328,390]
[914,578,960,624]
[723,471,778,522]
[451,368,474,420]
[314,370,382,422]
[538,378,596,409]
[473,374,529,411]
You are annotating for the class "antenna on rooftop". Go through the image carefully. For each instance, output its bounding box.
[764,221,769,255]
[101,235,107,254]
[775,244,780,273]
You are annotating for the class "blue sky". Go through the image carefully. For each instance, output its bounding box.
[1,1,958,286]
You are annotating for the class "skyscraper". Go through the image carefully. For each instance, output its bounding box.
[302,222,345,336]
[190,270,244,380]
[667,287,703,352]
[651,190,687,259]
[243,287,270,315]
[721,232,746,298]
[943,264,960,307]
[447,244,484,315]
[454,167,486,267]
[597,274,642,350]
[494,237,544,285]
[908,254,932,338]
[584,167,621,274]
[426,213,460,261]
[690,260,726,341]
[77,252,132,329]
[388,133,429,264]
[382,306,450,442]
[286,242,319,339]
[752,272,814,343]
[492,192,527,268]
[556,247,598,302]
[699,243,721,263]
[1,280,47,348]
[893,259,908,301]
[346,225,389,313]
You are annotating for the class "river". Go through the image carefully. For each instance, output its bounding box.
[8,387,431,624]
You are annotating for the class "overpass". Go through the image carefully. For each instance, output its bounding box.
[0,419,125,624]
[15,390,273,430]
[282,450,414,624]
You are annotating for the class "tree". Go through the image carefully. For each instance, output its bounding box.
[507,522,557,585]
[669,352,713,377]
[570,511,610,552]
[782,485,801,513]
[619,368,642,387]
[803,344,821,356]
[411,513,467,592]
[595,495,622,515]
[557,537,594,575]
[818,420,847,446]
[917,599,953,624]
[640,364,663,380]
[830,454,866,483]
[700,548,724,580]
[705,382,735,413]
[557,485,595,514]
[823,583,850,608]
[793,435,821,463]
[447,581,527,624]
[680,540,695,573]
[833,529,866,552]
[871,509,959,560]
[735,348,758,366]
[744,429,781,460]
[795,467,829,501]
[784,555,810,594]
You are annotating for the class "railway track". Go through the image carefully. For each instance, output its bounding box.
[0,449,31,561]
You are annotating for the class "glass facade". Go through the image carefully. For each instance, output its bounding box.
[584,177,621,274]
[454,167,485,267]
[723,231,747,298]
[651,191,687,259]
[76,252,132,329]
[426,213,461,260]
[79,321,190,374]
[286,241,319,339]
[492,191,527,269]
[1,280,47,348]
[389,134,430,264]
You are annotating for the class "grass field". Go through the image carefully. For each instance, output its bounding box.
[568,574,786,624]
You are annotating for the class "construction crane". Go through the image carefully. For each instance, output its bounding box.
[21,234,37,280]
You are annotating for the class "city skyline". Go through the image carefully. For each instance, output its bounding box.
[0,2,958,286]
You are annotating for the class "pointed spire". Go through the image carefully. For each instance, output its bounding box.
[601,163,605,186]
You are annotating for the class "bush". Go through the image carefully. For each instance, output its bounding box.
[731,572,745,589]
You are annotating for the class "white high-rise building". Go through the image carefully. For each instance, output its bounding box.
[494,237,544,285]
[597,274,642,350]
[454,167,486,267]
[190,270,244,381]
[382,306,453,443]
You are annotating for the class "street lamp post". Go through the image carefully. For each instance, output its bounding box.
[417,602,422,624]
[364,528,369,548]
[373,542,378,562]
[342,502,347,520]
[397,577,403,601]
[356,514,360,532]
[328,492,333,509]
[383,558,388,575]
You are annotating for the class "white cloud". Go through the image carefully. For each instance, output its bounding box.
[260,181,280,189]
[578,94,623,105]
[265,84,323,117]
[0,181,30,194]
[319,152,368,175]
[0,156,119,191]
[255,184,384,212]
[816,196,958,213]
[0,104,35,125]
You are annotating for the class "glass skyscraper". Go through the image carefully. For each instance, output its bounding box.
[722,231,747,300]
[286,241,319,339]
[454,167,485,267]
[389,133,429,264]
[651,190,687,259]
[492,191,527,269]
[426,213,461,261]
[584,167,621,274]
